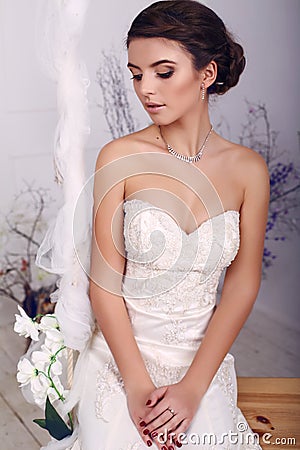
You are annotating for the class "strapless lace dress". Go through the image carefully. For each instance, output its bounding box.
[71,198,261,450]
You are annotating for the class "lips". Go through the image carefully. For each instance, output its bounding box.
[145,102,166,113]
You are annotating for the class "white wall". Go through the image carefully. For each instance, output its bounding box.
[0,0,299,328]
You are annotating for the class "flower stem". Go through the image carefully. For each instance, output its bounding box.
[68,411,74,431]
[50,380,65,402]
[46,345,67,401]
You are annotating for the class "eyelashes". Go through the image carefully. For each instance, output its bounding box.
[130,70,174,81]
[130,74,142,81]
[158,70,174,79]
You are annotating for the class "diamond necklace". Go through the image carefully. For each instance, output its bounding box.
[158,124,213,163]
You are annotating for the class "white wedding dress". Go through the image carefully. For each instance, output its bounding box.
[71,198,261,450]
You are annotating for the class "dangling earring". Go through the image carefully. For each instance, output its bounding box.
[201,82,205,101]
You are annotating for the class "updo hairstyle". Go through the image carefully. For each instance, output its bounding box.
[126,0,246,95]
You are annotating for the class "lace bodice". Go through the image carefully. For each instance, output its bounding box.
[120,198,240,355]
[122,199,239,306]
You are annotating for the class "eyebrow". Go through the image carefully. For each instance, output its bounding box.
[127,59,177,70]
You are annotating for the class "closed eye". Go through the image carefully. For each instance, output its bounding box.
[157,70,174,79]
[130,70,174,81]
[130,74,142,81]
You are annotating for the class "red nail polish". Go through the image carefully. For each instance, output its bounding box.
[146,399,151,405]
[147,440,152,447]
[176,442,182,448]
[161,447,167,450]
[151,431,158,438]
[139,420,146,427]
[143,428,150,435]
[168,446,174,450]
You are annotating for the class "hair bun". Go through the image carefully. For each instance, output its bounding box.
[212,36,246,95]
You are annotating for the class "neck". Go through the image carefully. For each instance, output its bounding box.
[158,109,212,158]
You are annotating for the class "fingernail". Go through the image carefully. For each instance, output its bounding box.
[176,443,182,448]
[168,446,174,450]
[147,440,152,447]
[151,431,158,438]
[139,420,146,427]
[161,447,167,450]
[143,428,150,435]
[146,399,151,405]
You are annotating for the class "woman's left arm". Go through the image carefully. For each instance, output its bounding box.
[140,151,270,445]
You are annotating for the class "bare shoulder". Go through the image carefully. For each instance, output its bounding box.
[235,143,267,170]
[219,138,269,186]
[95,126,155,169]
[213,135,270,211]
[233,143,269,189]
[223,141,270,212]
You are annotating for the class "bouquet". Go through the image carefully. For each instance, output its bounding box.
[14,305,73,441]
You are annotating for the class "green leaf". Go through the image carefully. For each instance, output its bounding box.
[45,396,73,440]
[33,419,47,429]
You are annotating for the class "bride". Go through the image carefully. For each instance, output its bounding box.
[72,1,269,449]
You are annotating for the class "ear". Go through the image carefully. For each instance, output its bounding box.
[201,61,217,89]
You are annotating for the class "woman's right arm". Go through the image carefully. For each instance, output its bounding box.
[88,142,157,446]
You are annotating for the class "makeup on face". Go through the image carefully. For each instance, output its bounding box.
[127,59,176,81]
[127,38,203,123]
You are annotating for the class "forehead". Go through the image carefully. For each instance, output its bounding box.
[127,37,192,67]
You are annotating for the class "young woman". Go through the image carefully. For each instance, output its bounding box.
[73,1,269,449]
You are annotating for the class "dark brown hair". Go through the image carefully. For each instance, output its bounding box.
[126,0,246,95]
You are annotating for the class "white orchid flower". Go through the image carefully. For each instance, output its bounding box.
[45,328,64,350]
[17,358,51,406]
[38,314,65,351]
[14,305,39,341]
[44,338,67,359]
[32,376,52,406]
[17,358,39,387]
[39,315,60,333]
[31,372,51,395]
[15,310,72,428]
[32,345,63,376]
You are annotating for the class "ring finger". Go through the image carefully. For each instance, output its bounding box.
[151,415,183,446]
[145,409,176,436]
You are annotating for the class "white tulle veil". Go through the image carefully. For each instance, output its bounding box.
[33,2,95,447]
[35,0,94,353]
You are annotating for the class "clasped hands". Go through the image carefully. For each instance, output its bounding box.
[127,381,202,449]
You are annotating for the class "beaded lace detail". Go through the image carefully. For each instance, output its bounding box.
[121,199,240,347]
[163,319,187,345]
[216,353,237,423]
[95,359,124,422]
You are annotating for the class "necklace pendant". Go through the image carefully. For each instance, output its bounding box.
[163,125,213,164]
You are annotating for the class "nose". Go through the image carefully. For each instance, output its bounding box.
[139,73,156,96]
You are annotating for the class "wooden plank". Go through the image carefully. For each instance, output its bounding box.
[238,377,300,449]
[0,367,50,446]
[0,394,41,450]
[0,323,29,361]
[0,299,49,447]
[0,343,49,446]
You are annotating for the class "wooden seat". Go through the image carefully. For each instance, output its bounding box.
[237,378,300,449]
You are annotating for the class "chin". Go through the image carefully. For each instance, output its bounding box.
[150,117,176,127]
